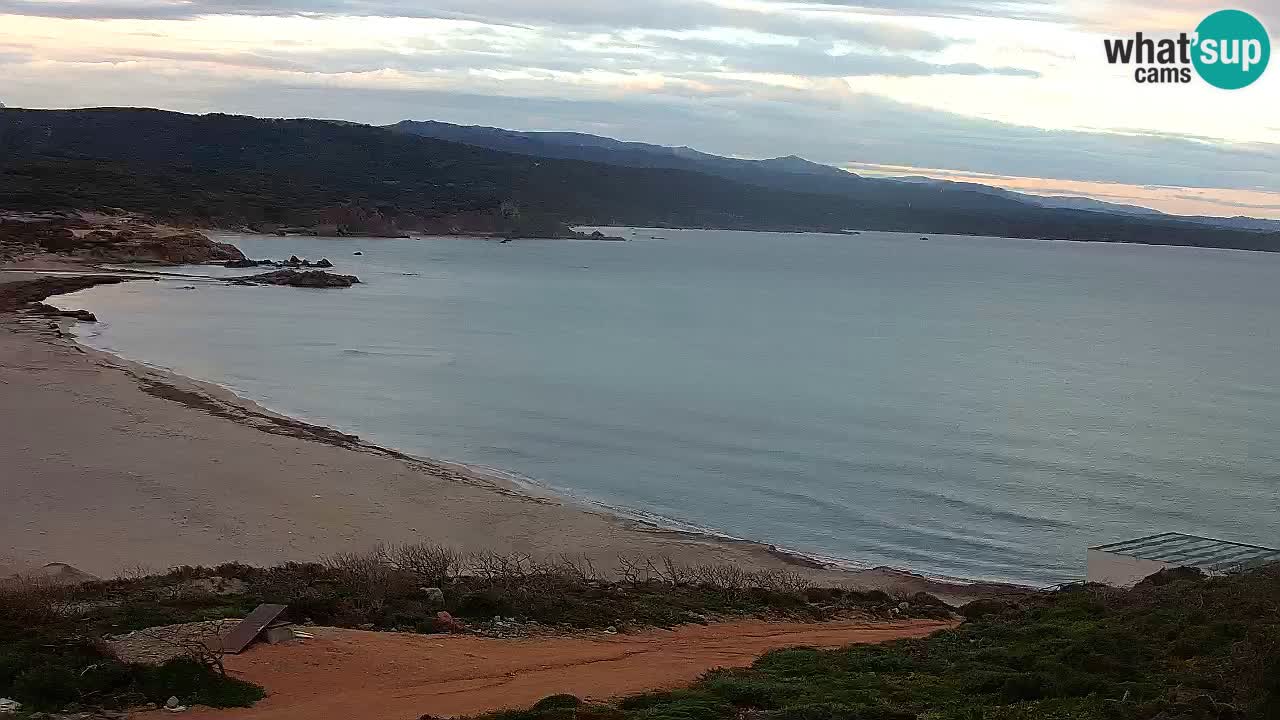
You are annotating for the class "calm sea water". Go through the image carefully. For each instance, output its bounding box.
[60,229,1280,586]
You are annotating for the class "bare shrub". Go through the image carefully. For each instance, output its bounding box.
[551,553,601,584]
[470,550,535,587]
[384,543,465,585]
[321,545,412,604]
[118,563,155,582]
[747,568,814,594]
[0,576,70,624]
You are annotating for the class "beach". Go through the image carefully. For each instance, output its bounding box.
[0,267,1010,603]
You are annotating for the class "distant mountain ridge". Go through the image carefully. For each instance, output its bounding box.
[2,108,1278,252]
[391,119,1280,233]
[389,120,1040,215]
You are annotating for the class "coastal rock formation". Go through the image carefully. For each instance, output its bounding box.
[1,216,246,265]
[0,275,125,311]
[225,256,337,269]
[238,269,360,288]
[93,229,246,264]
[26,302,97,321]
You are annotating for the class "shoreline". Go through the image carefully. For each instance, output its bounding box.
[0,266,1023,604]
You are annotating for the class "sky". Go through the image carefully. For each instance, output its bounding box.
[1,0,1277,218]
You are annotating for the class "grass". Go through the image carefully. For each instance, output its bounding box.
[464,565,1280,720]
[0,546,945,713]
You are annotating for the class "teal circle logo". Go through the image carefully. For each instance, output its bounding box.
[1193,10,1270,89]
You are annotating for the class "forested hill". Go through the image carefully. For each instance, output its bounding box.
[2,108,1278,251]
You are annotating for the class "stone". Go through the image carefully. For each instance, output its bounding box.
[898,602,910,611]
[316,258,333,268]
[353,251,363,255]
[434,610,466,634]
[236,269,360,288]
[184,576,248,596]
[288,255,303,265]
[421,587,445,604]
[22,302,96,322]
[224,259,259,268]
[263,625,296,644]
[0,698,22,714]
[165,697,181,710]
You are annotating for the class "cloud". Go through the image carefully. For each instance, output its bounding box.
[706,42,1039,78]
[0,1,959,54]
[1171,193,1280,212]
[776,0,1063,22]
[1074,0,1279,34]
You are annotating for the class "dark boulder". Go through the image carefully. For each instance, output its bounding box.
[238,269,360,288]
[0,276,124,312]
[25,302,96,321]
[316,258,333,268]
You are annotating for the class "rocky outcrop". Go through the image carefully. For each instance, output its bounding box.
[25,302,97,321]
[238,269,360,288]
[225,256,336,269]
[1,216,246,265]
[77,229,245,264]
[0,275,125,312]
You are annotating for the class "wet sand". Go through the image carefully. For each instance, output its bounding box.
[140,619,955,720]
[0,270,1017,604]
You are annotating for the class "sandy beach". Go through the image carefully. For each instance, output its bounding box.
[0,267,1013,603]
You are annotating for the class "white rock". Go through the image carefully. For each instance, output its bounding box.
[0,698,22,714]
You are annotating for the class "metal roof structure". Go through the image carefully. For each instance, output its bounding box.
[1091,532,1280,574]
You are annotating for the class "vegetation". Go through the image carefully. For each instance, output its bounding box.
[0,545,945,713]
[0,577,263,713]
[2,108,1279,251]
[469,566,1280,720]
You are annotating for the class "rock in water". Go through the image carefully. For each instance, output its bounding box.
[316,258,333,268]
[25,303,97,321]
[237,269,360,288]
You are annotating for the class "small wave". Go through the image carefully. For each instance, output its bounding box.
[455,462,1004,582]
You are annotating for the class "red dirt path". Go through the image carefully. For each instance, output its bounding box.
[149,619,952,720]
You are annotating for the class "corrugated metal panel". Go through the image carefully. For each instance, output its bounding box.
[1091,533,1280,572]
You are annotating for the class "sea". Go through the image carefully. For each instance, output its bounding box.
[56,228,1280,586]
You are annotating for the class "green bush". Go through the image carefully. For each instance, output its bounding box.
[463,565,1280,720]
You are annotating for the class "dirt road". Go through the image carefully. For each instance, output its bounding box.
[158,619,953,720]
